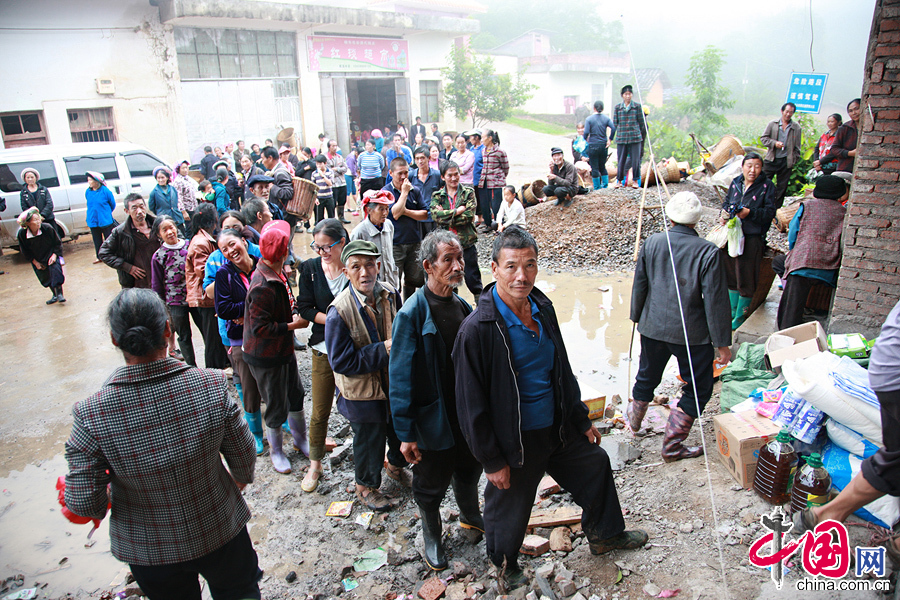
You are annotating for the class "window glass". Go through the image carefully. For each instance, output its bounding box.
[0,160,59,193]
[1,116,23,136]
[64,155,119,185]
[123,152,165,178]
[174,27,297,79]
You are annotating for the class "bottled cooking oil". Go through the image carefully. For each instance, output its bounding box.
[753,429,798,505]
[790,452,832,514]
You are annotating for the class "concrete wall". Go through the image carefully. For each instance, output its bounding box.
[0,0,188,162]
[831,0,900,337]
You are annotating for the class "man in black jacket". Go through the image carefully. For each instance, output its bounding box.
[542,147,583,206]
[453,226,647,586]
[627,192,732,461]
[98,193,159,289]
[199,146,217,180]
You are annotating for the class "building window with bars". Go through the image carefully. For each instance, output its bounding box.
[175,28,298,80]
[419,80,441,123]
[68,108,117,143]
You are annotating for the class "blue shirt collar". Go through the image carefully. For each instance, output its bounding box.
[492,286,539,329]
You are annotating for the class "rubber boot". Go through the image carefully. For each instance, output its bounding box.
[244,410,265,455]
[56,285,66,303]
[338,205,351,224]
[601,175,609,189]
[419,508,448,571]
[732,295,753,330]
[626,399,650,433]
[661,409,703,463]
[293,332,305,351]
[592,177,601,191]
[728,290,740,321]
[267,427,291,474]
[451,476,485,533]
[288,410,309,457]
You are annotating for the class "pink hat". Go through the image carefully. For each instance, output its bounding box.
[370,129,382,138]
[259,220,291,261]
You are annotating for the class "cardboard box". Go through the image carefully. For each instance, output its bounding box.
[765,321,828,371]
[713,410,782,488]
[580,383,606,420]
[827,333,869,359]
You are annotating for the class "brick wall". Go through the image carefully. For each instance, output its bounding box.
[830,0,900,337]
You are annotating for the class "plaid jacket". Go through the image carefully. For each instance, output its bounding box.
[478,146,509,189]
[64,358,255,566]
[612,102,646,145]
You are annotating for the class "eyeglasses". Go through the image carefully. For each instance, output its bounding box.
[310,239,341,253]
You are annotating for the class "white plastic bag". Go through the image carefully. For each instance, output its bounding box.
[726,217,744,257]
[826,420,880,458]
[706,224,728,248]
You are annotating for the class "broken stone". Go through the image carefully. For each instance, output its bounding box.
[445,582,467,600]
[599,438,642,471]
[521,535,551,556]
[330,443,353,466]
[692,519,704,530]
[549,528,573,553]
[643,583,661,597]
[419,576,448,600]
[324,437,337,452]
[571,594,587,600]
[557,579,576,597]
[526,592,539,600]
[285,571,297,583]
[535,575,557,600]
[539,475,561,498]
[452,561,471,578]
[466,582,485,597]
[535,562,555,579]
[679,523,693,534]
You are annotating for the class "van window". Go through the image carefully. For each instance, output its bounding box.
[123,151,166,178]
[64,154,118,185]
[0,159,60,193]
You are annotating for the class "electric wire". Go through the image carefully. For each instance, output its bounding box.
[620,17,732,599]
[809,0,816,72]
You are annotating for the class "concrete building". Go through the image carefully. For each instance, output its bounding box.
[0,0,187,160]
[1,0,481,164]
[482,30,630,116]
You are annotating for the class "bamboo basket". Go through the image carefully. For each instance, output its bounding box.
[709,135,744,170]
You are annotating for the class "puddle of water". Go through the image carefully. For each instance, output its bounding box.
[0,454,122,596]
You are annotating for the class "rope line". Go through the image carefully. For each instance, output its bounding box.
[620,17,732,599]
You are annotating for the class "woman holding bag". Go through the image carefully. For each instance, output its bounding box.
[719,152,776,330]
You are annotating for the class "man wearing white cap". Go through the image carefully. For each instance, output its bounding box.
[628,192,732,462]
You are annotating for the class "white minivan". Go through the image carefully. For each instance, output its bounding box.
[0,142,170,248]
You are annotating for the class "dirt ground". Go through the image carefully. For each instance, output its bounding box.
[0,122,879,600]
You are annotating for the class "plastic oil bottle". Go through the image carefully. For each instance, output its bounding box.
[753,429,798,505]
[790,452,832,514]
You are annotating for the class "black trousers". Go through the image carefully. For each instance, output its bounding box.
[349,419,406,489]
[542,183,578,201]
[168,305,197,366]
[248,353,305,428]
[632,335,715,419]
[763,156,791,208]
[33,261,65,289]
[129,527,262,600]
[197,306,228,369]
[722,235,765,297]
[588,144,608,178]
[360,177,385,197]
[862,389,900,495]
[474,187,487,218]
[90,224,115,258]
[484,426,625,568]
[315,197,336,223]
[772,253,786,278]
[333,185,347,208]
[413,433,483,512]
[462,244,483,299]
[776,274,821,330]
[616,142,642,183]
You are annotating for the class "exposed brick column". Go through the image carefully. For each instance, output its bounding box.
[831,0,900,337]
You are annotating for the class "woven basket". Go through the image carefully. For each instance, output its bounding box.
[664,159,681,183]
[709,135,744,170]
[775,203,801,233]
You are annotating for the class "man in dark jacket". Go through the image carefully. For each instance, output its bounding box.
[627,192,732,461]
[390,230,483,571]
[99,193,159,289]
[542,147,583,206]
[453,226,647,586]
[200,146,218,180]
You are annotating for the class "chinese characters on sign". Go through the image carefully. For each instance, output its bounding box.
[307,36,408,73]
[785,72,829,114]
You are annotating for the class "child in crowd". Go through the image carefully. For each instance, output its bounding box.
[496,185,526,232]
[150,215,196,365]
[311,154,335,223]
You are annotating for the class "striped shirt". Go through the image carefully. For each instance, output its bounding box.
[358,151,386,179]
[311,168,335,199]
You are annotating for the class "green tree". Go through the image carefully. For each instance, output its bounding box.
[684,46,734,137]
[440,45,535,128]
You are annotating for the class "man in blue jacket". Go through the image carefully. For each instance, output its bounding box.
[453,226,647,587]
[390,230,483,571]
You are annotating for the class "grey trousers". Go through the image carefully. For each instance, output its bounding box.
[248,353,305,428]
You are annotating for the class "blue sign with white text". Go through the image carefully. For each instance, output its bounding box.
[785,72,829,114]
